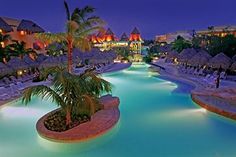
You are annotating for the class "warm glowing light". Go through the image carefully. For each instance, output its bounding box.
[106,35,112,42]
[20,31,26,35]
[198,108,207,113]
[174,58,178,64]
[17,70,23,76]
[114,59,121,63]
[0,29,2,33]
[0,42,5,48]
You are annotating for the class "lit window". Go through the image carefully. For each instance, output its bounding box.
[0,29,2,33]
[20,31,26,35]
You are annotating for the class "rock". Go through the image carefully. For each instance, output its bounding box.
[100,94,120,110]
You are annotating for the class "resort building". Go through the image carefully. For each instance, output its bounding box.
[155,26,236,44]
[196,25,236,37]
[0,17,45,53]
[91,27,143,54]
[155,31,193,43]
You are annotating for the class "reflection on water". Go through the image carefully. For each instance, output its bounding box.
[1,63,236,157]
[37,120,121,153]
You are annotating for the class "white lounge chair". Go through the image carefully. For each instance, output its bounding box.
[220,72,226,79]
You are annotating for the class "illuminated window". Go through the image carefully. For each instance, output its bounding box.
[0,29,2,33]
[20,31,26,35]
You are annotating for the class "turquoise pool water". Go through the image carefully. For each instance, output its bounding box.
[1,63,236,157]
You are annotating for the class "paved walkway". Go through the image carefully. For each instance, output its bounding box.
[151,61,236,120]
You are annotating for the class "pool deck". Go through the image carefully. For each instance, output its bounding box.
[37,95,120,143]
[151,61,236,121]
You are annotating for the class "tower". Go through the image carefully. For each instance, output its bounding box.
[104,28,115,42]
[129,27,143,54]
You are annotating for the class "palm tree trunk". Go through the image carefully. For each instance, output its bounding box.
[66,108,72,127]
[67,39,73,73]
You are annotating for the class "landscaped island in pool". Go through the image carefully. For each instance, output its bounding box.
[1,63,236,157]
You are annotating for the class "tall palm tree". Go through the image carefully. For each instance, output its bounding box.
[9,40,35,59]
[22,67,111,127]
[36,1,104,73]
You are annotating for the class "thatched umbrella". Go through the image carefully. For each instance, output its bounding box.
[188,50,212,67]
[208,53,232,69]
[23,55,39,67]
[178,48,197,63]
[39,56,61,69]
[7,57,29,70]
[0,62,13,76]
[60,55,67,64]
[35,54,47,64]
[167,51,178,59]
[230,62,236,72]
[0,17,13,32]
[17,19,44,33]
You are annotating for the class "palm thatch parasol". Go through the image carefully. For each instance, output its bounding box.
[39,56,61,69]
[23,55,39,67]
[166,50,179,62]
[7,57,29,70]
[0,17,13,32]
[35,54,47,64]
[188,50,212,67]
[60,55,68,64]
[230,61,236,72]
[208,53,232,69]
[0,62,13,76]
[177,48,197,63]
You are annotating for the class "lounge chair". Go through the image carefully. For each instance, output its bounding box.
[0,87,11,100]
[198,68,204,76]
[193,68,199,75]
[220,72,227,79]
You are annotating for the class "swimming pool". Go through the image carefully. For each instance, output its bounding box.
[1,63,236,157]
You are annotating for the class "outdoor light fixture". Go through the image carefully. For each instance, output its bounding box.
[0,42,5,48]
[17,70,23,76]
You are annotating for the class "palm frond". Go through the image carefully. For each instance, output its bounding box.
[35,33,66,44]
[81,94,98,116]
[22,85,66,108]
[64,1,71,20]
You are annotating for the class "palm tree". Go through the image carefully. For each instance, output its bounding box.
[0,33,11,46]
[9,40,35,59]
[171,36,192,53]
[22,67,111,127]
[0,33,11,63]
[0,45,11,63]
[36,1,104,73]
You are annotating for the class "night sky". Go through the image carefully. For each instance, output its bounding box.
[1,0,236,39]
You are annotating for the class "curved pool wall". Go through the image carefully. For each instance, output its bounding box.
[1,63,236,157]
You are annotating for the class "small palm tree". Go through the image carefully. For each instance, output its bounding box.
[36,1,104,73]
[9,40,35,59]
[0,45,11,63]
[0,33,11,45]
[22,67,111,127]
